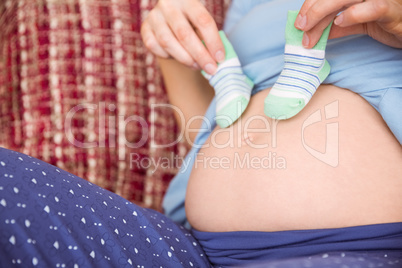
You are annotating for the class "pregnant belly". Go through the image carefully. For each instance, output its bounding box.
[185,85,402,232]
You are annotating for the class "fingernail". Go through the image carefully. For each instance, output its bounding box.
[302,34,309,48]
[296,14,306,29]
[204,63,216,75]
[215,50,225,62]
[334,13,344,26]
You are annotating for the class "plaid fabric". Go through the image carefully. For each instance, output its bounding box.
[0,0,229,211]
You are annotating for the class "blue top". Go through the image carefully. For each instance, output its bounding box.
[163,0,402,226]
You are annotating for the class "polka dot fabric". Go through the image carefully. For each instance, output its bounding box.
[0,148,211,268]
[242,252,402,268]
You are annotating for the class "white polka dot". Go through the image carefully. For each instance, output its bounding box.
[32,257,38,266]
[44,205,50,213]
[25,219,31,227]
[322,253,329,258]
[9,235,16,245]
[0,161,5,166]
[0,199,6,207]
[54,241,59,249]
[90,251,95,258]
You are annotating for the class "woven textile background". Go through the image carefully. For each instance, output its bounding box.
[0,0,229,210]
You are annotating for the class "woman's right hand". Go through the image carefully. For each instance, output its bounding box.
[141,0,225,75]
[296,0,402,49]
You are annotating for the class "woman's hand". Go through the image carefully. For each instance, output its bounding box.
[295,0,402,49]
[141,0,224,74]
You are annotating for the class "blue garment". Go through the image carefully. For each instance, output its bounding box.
[163,0,402,226]
[0,148,210,268]
[192,222,402,267]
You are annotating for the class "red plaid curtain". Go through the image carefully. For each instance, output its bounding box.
[0,0,230,210]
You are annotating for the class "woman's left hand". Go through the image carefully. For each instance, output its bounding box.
[295,0,402,49]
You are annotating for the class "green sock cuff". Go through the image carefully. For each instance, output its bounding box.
[286,10,332,50]
[218,30,237,61]
[201,31,238,77]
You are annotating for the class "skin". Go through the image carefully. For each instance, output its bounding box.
[141,0,225,75]
[185,86,402,232]
[295,0,402,49]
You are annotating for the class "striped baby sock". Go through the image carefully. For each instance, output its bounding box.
[202,31,254,128]
[264,10,332,119]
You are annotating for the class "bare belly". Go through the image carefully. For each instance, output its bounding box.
[185,85,402,232]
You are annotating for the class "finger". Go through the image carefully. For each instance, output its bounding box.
[185,0,225,63]
[328,23,365,39]
[332,19,402,48]
[148,10,197,68]
[298,0,363,31]
[334,0,394,27]
[303,12,338,48]
[141,22,170,58]
[162,6,218,74]
[296,0,319,29]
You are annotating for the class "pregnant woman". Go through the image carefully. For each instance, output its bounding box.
[1,0,402,267]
